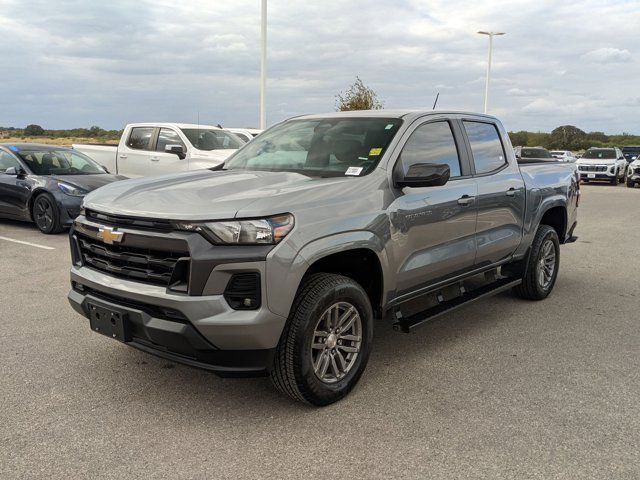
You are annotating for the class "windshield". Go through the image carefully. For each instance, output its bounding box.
[180,128,243,151]
[17,149,105,175]
[582,149,615,159]
[224,117,403,177]
[521,148,553,159]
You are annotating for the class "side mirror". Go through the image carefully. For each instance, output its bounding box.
[165,144,186,159]
[4,166,24,176]
[394,162,450,188]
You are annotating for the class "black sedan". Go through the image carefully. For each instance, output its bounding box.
[0,143,123,234]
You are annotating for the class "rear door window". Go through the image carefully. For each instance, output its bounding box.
[126,127,155,150]
[0,151,20,173]
[463,121,507,174]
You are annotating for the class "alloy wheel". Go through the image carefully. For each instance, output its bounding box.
[310,302,362,384]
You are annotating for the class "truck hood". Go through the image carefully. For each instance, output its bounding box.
[82,169,367,220]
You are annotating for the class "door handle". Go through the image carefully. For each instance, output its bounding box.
[119,154,127,159]
[506,188,517,197]
[150,157,160,162]
[457,195,475,206]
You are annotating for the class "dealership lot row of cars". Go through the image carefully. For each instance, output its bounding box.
[516,145,640,187]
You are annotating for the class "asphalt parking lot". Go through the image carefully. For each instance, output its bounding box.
[1,183,638,479]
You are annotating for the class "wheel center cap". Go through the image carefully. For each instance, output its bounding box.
[326,333,337,349]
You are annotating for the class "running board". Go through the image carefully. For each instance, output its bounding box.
[392,277,522,333]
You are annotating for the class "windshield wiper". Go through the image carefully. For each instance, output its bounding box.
[210,163,226,171]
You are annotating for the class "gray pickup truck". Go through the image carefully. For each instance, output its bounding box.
[67,111,579,406]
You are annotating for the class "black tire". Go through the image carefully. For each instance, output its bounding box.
[270,273,374,406]
[512,224,560,300]
[32,193,63,234]
[627,178,635,188]
[610,174,618,185]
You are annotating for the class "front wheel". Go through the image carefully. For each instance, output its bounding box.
[512,225,560,300]
[627,178,636,188]
[270,273,373,406]
[32,193,64,234]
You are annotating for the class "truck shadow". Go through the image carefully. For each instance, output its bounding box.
[89,291,534,419]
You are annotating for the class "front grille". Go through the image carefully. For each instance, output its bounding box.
[224,273,261,310]
[77,234,189,287]
[85,209,173,232]
[579,165,608,172]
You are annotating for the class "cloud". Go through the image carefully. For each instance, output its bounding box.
[581,47,632,63]
[0,0,638,134]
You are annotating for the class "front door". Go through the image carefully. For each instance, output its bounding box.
[0,151,30,218]
[387,119,478,296]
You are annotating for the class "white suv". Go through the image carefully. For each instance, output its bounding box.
[550,150,576,162]
[576,147,627,185]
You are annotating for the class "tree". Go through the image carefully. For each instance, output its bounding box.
[24,124,45,136]
[335,77,383,111]
[508,131,529,147]
[549,125,587,150]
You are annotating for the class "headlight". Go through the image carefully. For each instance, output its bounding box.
[176,213,294,245]
[58,182,87,197]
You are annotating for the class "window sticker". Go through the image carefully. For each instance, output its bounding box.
[345,166,363,176]
[358,156,368,161]
[369,147,382,156]
[385,124,394,130]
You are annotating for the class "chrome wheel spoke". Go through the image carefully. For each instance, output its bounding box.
[338,334,361,342]
[337,344,358,353]
[310,301,362,384]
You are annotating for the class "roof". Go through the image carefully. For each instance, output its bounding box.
[126,122,223,130]
[0,143,73,151]
[293,110,498,122]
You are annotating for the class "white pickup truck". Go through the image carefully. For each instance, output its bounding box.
[74,123,243,178]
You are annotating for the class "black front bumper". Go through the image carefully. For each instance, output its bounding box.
[68,288,275,377]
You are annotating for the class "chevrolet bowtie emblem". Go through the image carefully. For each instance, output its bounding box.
[97,226,124,245]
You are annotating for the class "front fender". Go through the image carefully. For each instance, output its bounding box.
[265,230,390,318]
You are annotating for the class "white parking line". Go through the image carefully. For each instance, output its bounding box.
[0,235,55,250]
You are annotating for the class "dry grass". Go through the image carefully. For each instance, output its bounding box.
[0,136,119,147]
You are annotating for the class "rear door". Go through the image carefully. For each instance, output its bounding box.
[387,118,478,295]
[461,119,525,267]
[117,126,156,177]
[150,127,189,173]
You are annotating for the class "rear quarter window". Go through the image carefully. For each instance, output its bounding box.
[463,121,507,174]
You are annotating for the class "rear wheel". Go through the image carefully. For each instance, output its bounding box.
[512,224,560,300]
[32,193,63,234]
[270,273,373,406]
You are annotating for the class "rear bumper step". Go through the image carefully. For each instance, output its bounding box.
[392,277,522,333]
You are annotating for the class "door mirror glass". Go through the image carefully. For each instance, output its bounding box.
[395,162,450,188]
[165,144,186,159]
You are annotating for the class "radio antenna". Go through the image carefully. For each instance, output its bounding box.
[432,92,440,110]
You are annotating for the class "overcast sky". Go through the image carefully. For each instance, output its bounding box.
[1,0,638,133]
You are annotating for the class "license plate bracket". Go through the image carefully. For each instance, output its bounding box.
[87,302,131,342]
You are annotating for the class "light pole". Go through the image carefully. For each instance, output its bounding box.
[260,0,267,129]
[477,31,505,114]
